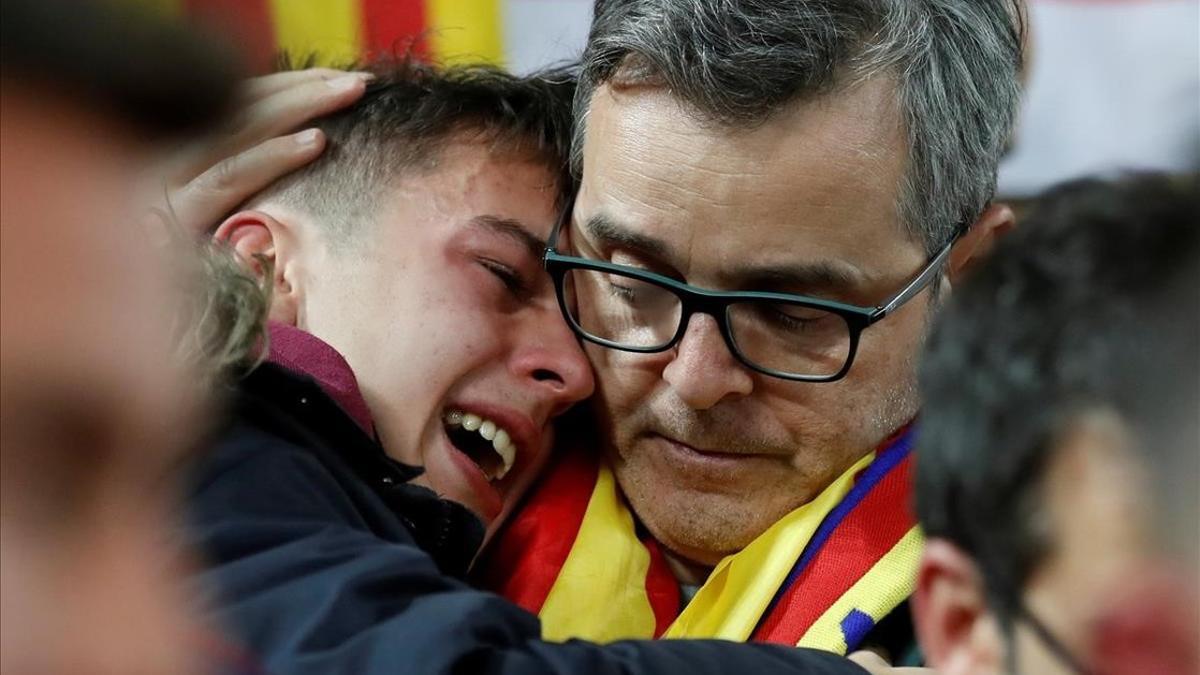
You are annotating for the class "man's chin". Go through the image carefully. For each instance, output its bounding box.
[617,473,775,567]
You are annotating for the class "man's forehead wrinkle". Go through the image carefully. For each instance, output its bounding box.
[606,95,902,208]
[602,123,726,207]
[584,72,915,288]
[589,85,778,219]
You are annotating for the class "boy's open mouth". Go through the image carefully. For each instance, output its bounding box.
[442,410,517,482]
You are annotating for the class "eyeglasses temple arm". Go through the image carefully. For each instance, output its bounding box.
[871,239,955,320]
[1018,605,1094,675]
[543,221,564,269]
[546,197,575,254]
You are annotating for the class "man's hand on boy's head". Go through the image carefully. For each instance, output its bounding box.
[149,68,370,235]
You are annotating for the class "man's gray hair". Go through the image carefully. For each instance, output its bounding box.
[574,0,1024,253]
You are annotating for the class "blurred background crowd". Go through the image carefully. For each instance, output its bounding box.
[138,0,1198,196]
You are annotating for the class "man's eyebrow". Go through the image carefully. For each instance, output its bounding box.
[468,215,546,260]
[731,262,866,295]
[582,213,672,260]
[580,213,864,294]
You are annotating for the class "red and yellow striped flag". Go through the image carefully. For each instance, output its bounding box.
[138,0,503,71]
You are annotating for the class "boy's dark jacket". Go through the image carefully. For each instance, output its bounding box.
[184,325,866,674]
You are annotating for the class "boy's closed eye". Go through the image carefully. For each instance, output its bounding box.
[478,257,532,299]
[465,214,552,302]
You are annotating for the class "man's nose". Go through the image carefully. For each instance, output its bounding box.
[510,310,596,418]
[662,313,754,410]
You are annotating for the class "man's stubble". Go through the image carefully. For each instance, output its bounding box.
[594,309,928,567]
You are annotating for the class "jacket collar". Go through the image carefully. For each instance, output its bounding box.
[265,322,375,436]
[238,362,484,577]
[251,327,485,575]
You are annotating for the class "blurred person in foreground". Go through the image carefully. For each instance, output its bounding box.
[182,58,868,674]
[0,0,245,672]
[913,173,1200,675]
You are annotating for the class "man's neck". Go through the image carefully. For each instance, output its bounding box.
[663,548,715,587]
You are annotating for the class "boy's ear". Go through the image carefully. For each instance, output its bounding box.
[947,202,1016,284]
[913,539,1005,675]
[214,210,300,326]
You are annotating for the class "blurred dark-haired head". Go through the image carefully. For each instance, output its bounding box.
[1,0,239,137]
[914,173,1199,675]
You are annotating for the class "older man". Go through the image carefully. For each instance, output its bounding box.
[484,0,1022,660]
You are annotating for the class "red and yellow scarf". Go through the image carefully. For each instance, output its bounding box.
[478,427,922,654]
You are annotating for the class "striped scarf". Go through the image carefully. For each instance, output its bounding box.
[477,426,922,653]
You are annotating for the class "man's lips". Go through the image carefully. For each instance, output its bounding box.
[646,433,787,476]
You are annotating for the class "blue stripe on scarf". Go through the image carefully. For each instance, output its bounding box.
[757,427,916,622]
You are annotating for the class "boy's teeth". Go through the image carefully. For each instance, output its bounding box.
[444,410,517,481]
[479,420,497,441]
[493,431,515,480]
[492,428,510,450]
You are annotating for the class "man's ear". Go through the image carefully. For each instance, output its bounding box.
[214,210,301,326]
[947,202,1016,284]
[913,539,1004,675]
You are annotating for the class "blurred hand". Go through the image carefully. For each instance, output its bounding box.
[847,650,935,675]
[152,68,371,234]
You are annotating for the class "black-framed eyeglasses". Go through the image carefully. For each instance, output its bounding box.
[543,196,964,382]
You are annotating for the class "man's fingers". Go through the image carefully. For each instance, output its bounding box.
[167,128,326,234]
[848,651,891,673]
[240,68,359,103]
[846,652,934,675]
[157,71,364,234]
[170,71,365,182]
[225,73,368,155]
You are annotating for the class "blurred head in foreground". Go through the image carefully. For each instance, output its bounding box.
[0,0,237,672]
[914,173,1199,675]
